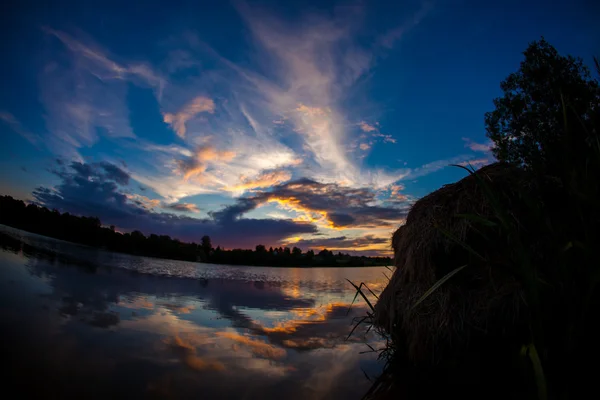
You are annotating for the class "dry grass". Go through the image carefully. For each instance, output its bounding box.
[374,162,535,364]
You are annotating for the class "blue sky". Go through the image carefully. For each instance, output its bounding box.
[1,0,598,254]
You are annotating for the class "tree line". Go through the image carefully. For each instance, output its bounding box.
[0,195,391,267]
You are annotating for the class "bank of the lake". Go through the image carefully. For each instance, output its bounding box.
[0,195,392,268]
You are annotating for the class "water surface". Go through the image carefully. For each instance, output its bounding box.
[0,225,387,399]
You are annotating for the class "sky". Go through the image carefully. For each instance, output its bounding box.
[1,0,598,255]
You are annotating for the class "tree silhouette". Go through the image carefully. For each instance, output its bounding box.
[485,38,600,175]
[201,235,212,257]
[0,195,392,267]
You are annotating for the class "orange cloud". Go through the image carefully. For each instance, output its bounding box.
[267,197,332,227]
[295,104,330,118]
[232,170,292,192]
[256,301,353,336]
[217,332,286,360]
[163,96,215,138]
[388,184,407,201]
[164,335,226,372]
[126,193,161,209]
[178,146,236,181]
[184,355,226,371]
[359,121,377,132]
[161,303,195,314]
[359,143,371,151]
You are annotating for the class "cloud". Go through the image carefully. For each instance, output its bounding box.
[33,161,316,248]
[283,235,389,251]
[176,146,236,181]
[357,120,396,146]
[214,178,409,230]
[359,121,377,132]
[231,169,293,192]
[359,143,371,151]
[162,202,200,213]
[458,158,492,168]
[133,132,300,201]
[222,5,412,188]
[462,137,493,153]
[100,162,130,185]
[374,132,397,144]
[37,28,165,159]
[216,331,286,360]
[42,27,165,93]
[165,335,225,372]
[377,2,432,49]
[125,193,162,210]
[163,96,215,138]
[0,111,41,146]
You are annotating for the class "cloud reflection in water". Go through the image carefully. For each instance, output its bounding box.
[0,226,386,399]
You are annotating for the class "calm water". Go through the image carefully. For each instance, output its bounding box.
[0,225,388,399]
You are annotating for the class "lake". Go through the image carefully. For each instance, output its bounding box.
[0,224,388,399]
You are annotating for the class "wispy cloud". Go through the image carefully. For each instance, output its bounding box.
[458,158,492,167]
[0,111,41,146]
[462,137,493,153]
[176,146,237,182]
[163,96,215,138]
[359,121,377,132]
[231,169,293,192]
[12,4,478,253]
[42,27,165,95]
[127,193,200,213]
[377,1,432,49]
[37,28,165,159]
[222,4,411,188]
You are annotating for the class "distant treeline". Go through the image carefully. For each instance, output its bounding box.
[0,195,391,267]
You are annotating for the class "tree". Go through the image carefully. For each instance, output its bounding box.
[318,249,333,258]
[485,38,600,175]
[292,247,302,257]
[255,244,266,253]
[201,235,212,256]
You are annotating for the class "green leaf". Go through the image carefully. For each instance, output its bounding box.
[525,343,548,400]
[411,264,467,311]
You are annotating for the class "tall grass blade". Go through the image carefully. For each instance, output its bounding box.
[346,280,376,313]
[435,223,486,261]
[522,343,548,400]
[410,264,467,311]
[346,315,369,341]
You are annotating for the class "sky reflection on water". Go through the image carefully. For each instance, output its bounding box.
[0,225,387,399]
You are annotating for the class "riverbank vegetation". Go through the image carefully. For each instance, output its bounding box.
[355,39,600,399]
[0,195,391,267]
